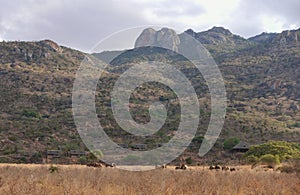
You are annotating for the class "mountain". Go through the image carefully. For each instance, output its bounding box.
[0,40,86,163]
[182,26,254,55]
[248,32,278,43]
[135,27,180,52]
[92,50,125,64]
[247,28,300,52]
[0,26,299,164]
[133,26,254,57]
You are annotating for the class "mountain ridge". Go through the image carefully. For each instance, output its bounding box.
[0,26,299,164]
[99,26,300,60]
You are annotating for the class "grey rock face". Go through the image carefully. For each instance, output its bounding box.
[39,40,63,53]
[134,28,180,52]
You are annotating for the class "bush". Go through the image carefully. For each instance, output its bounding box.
[22,109,40,119]
[87,150,103,162]
[245,154,259,164]
[277,158,300,175]
[79,156,87,164]
[243,141,300,161]
[0,157,9,163]
[192,136,204,144]
[185,157,192,165]
[48,165,59,173]
[277,166,295,173]
[8,136,17,141]
[30,152,42,163]
[260,154,280,167]
[223,137,240,150]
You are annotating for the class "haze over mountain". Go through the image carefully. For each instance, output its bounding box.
[0,26,299,164]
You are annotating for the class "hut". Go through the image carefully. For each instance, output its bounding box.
[117,144,129,149]
[68,150,86,157]
[46,150,62,158]
[231,142,250,153]
[132,144,147,150]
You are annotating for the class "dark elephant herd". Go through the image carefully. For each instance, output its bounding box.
[175,164,188,170]
[86,162,116,168]
[85,161,236,171]
[209,165,236,171]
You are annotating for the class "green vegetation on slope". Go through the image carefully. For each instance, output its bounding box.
[0,27,300,164]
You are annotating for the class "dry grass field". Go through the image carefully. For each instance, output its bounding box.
[0,164,299,195]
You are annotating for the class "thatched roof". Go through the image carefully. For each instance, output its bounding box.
[232,142,250,150]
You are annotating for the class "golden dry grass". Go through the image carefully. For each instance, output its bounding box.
[0,164,299,195]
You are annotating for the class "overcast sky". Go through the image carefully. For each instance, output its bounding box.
[0,0,299,52]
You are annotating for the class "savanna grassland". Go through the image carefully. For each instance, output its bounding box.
[1,27,300,195]
[0,164,299,195]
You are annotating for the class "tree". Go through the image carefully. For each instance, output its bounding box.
[260,154,280,168]
[245,154,259,164]
[79,156,87,164]
[243,141,300,161]
[223,137,240,150]
[87,149,103,162]
[185,157,192,165]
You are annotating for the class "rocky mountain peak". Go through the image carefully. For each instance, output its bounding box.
[248,32,278,43]
[209,26,232,36]
[278,29,299,44]
[184,29,196,37]
[134,27,180,52]
[38,40,63,53]
[191,26,250,53]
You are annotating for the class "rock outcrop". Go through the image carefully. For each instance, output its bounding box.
[249,28,300,48]
[248,32,277,43]
[134,28,180,52]
[180,26,252,55]
[276,29,299,48]
[39,40,63,53]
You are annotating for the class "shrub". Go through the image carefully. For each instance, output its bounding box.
[0,157,9,163]
[243,141,300,161]
[87,150,103,162]
[22,109,40,119]
[48,165,58,173]
[260,154,280,167]
[79,156,87,164]
[278,158,300,175]
[245,154,259,164]
[223,137,240,150]
[30,152,42,163]
[277,165,295,173]
[8,136,17,141]
[192,136,204,144]
[185,157,192,165]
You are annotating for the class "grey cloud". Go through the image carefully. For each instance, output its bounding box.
[255,0,300,24]
[150,0,205,17]
[0,0,299,51]
[229,0,300,38]
[0,0,148,51]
